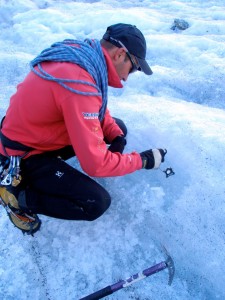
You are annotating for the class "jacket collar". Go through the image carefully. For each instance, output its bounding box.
[102,47,123,88]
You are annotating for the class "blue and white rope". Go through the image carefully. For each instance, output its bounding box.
[30,39,108,121]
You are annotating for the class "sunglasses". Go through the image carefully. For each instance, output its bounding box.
[108,36,141,74]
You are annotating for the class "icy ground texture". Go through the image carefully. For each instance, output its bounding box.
[0,0,225,299]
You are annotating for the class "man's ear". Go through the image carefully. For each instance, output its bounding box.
[113,48,125,62]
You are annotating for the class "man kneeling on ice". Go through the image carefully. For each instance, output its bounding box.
[0,23,166,235]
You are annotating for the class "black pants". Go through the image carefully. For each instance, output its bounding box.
[20,118,127,221]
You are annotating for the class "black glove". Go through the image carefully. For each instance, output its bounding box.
[140,149,167,169]
[108,135,127,154]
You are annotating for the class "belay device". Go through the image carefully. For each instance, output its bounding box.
[80,247,175,300]
[162,167,175,178]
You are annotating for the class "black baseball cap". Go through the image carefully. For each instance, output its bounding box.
[103,23,153,75]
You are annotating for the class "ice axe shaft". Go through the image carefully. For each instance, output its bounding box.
[80,254,174,300]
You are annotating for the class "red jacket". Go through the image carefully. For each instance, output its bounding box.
[0,47,142,177]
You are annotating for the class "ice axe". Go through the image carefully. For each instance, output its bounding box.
[80,247,175,300]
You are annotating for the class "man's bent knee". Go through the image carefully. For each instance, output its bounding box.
[85,191,111,221]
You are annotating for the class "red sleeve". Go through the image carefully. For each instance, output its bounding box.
[59,71,142,177]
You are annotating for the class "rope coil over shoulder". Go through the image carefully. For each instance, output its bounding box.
[0,39,108,165]
[30,39,108,121]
